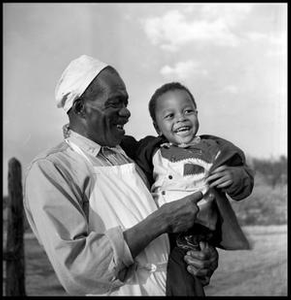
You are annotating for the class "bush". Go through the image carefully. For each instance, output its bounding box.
[250,155,287,188]
[231,181,287,226]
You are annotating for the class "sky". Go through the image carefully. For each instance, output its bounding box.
[3,3,287,196]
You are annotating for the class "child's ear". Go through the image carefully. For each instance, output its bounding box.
[153,122,162,136]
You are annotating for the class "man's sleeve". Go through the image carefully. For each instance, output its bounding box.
[24,159,134,295]
[120,135,139,160]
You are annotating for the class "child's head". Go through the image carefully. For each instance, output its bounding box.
[149,82,199,145]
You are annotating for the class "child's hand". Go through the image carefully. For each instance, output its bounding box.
[205,165,234,189]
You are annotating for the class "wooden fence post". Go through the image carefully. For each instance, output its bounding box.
[4,158,26,296]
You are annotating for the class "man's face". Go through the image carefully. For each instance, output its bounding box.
[83,68,131,147]
[154,89,199,145]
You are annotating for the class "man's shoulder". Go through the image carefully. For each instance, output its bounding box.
[28,141,71,168]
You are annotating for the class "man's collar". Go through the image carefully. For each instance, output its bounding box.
[67,130,123,157]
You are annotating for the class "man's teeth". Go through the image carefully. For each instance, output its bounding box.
[116,124,124,129]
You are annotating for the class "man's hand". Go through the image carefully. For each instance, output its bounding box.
[206,165,235,189]
[159,191,203,234]
[124,191,203,259]
[184,241,219,286]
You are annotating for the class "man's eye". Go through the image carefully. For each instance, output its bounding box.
[108,97,128,108]
[108,101,122,108]
[111,103,120,107]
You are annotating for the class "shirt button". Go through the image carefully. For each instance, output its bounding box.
[150,264,157,272]
[168,175,173,179]
[162,191,166,195]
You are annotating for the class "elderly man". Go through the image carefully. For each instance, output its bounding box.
[24,55,218,296]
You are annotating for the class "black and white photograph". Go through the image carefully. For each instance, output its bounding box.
[3,3,287,297]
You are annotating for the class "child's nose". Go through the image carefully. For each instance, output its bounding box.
[176,113,186,122]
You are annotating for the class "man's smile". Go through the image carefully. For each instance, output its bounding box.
[116,124,125,133]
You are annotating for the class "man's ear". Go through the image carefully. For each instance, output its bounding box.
[72,99,85,116]
[153,122,162,136]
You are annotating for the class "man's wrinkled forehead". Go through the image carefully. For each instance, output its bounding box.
[89,67,128,99]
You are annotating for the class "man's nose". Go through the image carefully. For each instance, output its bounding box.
[119,106,131,118]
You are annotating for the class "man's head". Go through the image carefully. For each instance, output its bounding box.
[148,82,199,145]
[55,55,131,147]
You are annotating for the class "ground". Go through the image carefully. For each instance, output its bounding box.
[3,225,287,296]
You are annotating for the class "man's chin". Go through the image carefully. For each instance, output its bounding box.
[108,135,124,147]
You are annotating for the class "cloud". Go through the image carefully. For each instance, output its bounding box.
[246,31,286,44]
[200,4,253,26]
[160,60,208,80]
[221,85,239,94]
[142,5,253,51]
[245,30,287,57]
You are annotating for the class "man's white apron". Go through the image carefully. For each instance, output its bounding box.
[67,140,170,296]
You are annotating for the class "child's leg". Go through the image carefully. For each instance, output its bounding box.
[166,246,205,296]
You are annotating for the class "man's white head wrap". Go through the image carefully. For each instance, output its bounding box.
[55,55,109,113]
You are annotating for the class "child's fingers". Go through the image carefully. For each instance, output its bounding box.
[210,165,227,173]
[210,179,233,188]
[205,172,222,183]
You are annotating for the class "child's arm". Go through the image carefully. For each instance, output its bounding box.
[200,135,254,200]
[206,164,254,200]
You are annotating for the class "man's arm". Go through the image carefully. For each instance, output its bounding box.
[24,160,134,295]
[124,192,219,283]
[121,135,165,186]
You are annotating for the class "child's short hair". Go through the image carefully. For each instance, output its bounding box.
[148,82,197,122]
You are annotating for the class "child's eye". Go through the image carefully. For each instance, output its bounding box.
[164,113,174,119]
[185,109,194,114]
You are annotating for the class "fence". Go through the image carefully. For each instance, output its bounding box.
[3,158,26,296]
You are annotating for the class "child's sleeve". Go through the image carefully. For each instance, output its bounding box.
[203,134,254,201]
[224,164,254,200]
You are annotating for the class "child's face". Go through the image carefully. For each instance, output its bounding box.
[154,89,199,145]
